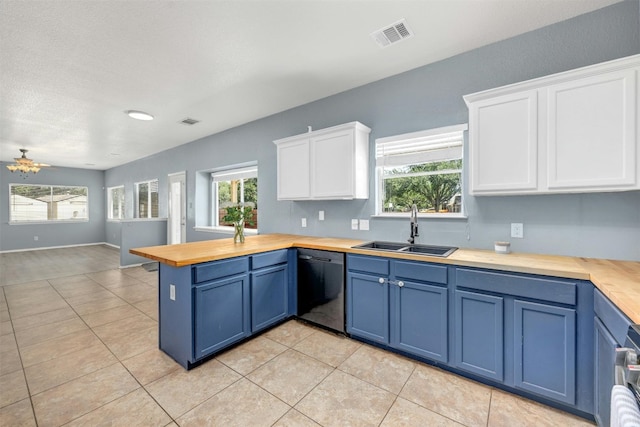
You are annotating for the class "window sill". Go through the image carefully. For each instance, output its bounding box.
[194,226,259,235]
[372,213,468,220]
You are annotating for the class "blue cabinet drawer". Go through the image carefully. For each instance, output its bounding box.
[393,260,447,285]
[252,249,288,270]
[193,256,249,284]
[347,255,389,276]
[594,288,632,345]
[456,268,576,305]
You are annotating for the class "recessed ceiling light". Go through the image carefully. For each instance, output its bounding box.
[126,110,154,121]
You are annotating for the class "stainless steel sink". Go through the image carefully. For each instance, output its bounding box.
[352,241,458,258]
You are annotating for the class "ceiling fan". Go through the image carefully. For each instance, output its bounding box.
[6,149,51,176]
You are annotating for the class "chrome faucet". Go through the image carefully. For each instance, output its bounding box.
[408,204,419,244]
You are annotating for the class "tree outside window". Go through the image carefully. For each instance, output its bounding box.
[212,166,258,229]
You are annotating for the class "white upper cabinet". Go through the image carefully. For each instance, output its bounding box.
[274,121,371,200]
[465,55,640,195]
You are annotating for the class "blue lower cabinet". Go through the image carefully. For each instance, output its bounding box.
[346,272,389,343]
[594,317,618,427]
[454,290,504,381]
[390,281,448,363]
[194,273,250,359]
[251,264,288,333]
[514,300,576,404]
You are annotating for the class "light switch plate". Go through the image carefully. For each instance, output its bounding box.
[319,211,325,221]
[351,219,358,230]
[301,218,307,227]
[359,219,370,230]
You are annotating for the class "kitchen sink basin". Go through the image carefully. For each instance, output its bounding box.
[352,241,458,258]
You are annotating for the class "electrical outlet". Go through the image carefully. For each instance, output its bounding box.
[169,284,176,301]
[301,218,307,227]
[351,219,358,230]
[359,219,370,230]
[511,223,524,238]
[319,210,325,221]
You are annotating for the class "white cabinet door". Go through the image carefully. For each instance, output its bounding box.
[546,69,637,191]
[469,91,538,194]
[311,129,354,198]
[276,139,310,200]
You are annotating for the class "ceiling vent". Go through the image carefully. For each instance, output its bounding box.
[179,117,200,126]
[370,19,414,48]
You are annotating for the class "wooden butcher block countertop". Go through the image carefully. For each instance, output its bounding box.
[131,233,640,323]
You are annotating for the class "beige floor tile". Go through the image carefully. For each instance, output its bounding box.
[7,297,69,320]
[0,320,13,336]
[0,332,18,353]
[381,397,464,426]
[217,335,287,375]
[109,283,155,304]
[293,329,361,367]
[0,347,23,376]
[24,343,118,395]
[11,307,77,332]
[339,344,416,394]
[3,281,51,297]
[247,348,333,405]
[65,388,171,427]
[0,398,36,427]
[48,276,105,298]
[296,369,396,426]
[145,359,241,418]
[32,363,140,427]
[15,317,88,348]
[134,298,159,321]
[121,348,180,385]
[0,307,10,322]
[92,311,156,340]
[64,289,117,307]
[71,296,128,315]
[80,303,142,328]
[273,409,321,427]
[87,271,143,288]
[177,378,290,427]
[400,364,492,427]
[0,369,29,408]
[101,325,158,360]
[19,329,102,367]
[487,388,594,427]
[264,319,317,347]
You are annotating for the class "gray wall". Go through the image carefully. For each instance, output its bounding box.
[0,163,106,251]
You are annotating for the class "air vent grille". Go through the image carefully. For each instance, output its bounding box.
[180,118,200,126]
[370,19,414,48]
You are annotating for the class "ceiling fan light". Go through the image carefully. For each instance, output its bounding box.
[126,110,154,121]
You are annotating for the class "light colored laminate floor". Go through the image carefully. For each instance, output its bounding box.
[0,245,594,426]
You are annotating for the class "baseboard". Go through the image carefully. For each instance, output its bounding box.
[0,242,119,254]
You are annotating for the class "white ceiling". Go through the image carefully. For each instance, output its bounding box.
[0,0,621,170]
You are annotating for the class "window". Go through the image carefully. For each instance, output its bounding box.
[376,124,467,217]
[9,184,88,222]
[107,186,125,219]
[212,165,258,230]
[135,179,159,218]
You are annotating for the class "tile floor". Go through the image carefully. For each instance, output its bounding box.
[0,245,595,426]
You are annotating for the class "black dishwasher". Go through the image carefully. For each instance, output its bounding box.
[297,249,345,334]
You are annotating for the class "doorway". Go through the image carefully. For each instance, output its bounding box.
[168,172,186,244]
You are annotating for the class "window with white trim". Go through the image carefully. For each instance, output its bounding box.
[376,124,467,217]
[212,165,258,230]
[9,184,88,222]
[107,186,125,219]
[135,179,159,218]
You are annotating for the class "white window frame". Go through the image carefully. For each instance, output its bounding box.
[135,179,159,218]
[375,124,467,218]
[107,185,125,220]
[210,164,258,234]
[8,184,89,224]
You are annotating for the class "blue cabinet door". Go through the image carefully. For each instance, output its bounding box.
[594,317,618,427]
[194,273,250,359]
[390,280,448,363]
[346,272,389,344]
[514,300,576,404]
[251,264,288,333]
[454,290,504,381]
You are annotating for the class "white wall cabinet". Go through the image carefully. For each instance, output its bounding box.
[464,54,640,195]
[274,121,371,200]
